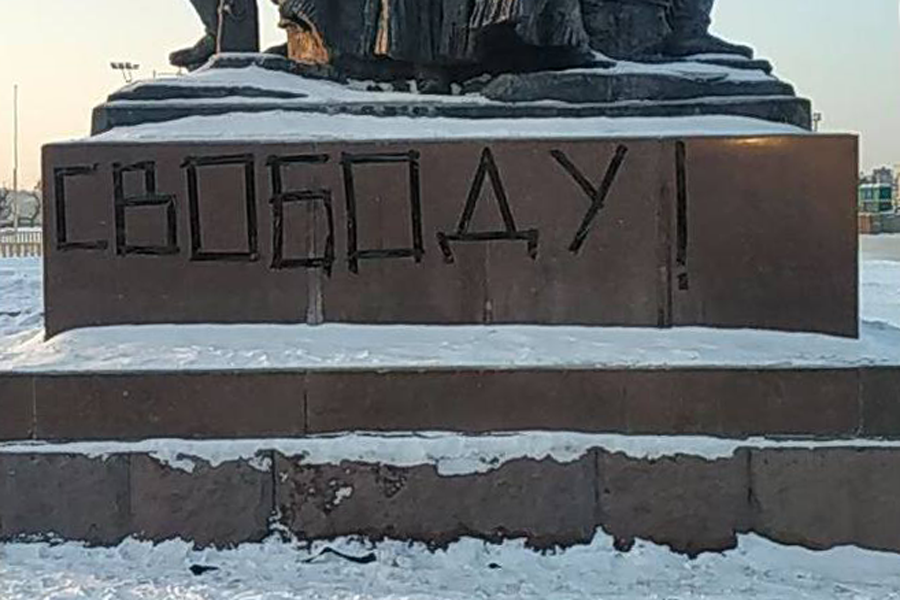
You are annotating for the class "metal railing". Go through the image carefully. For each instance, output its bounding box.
[0,228,43,258]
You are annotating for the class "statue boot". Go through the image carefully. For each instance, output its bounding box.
[170,0,219,69]
[170,33,218,70]
[663,0,752,58]
[170,0,260,70]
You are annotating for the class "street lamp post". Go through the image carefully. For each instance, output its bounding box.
[111,62,141,83]
[812,112,823,133]
[12,84,18,235]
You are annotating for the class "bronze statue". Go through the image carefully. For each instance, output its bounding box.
[171,0,752,79]
[664,0,752,57]
[581,0,751,59]
[273,0,751,70]
[276,0,589,67]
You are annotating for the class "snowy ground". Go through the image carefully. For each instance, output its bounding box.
[861,235,900,327]
[0,256,41,338]
[1,236,900,598]
[1,238,899,371]
[2,533,900,600]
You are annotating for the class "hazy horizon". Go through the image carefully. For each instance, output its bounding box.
[1,0,898,190]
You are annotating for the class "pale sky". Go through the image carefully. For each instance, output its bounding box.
[0,0,898,190]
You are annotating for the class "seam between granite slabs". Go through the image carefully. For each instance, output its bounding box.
[742,447,755,536]
[30,374,37,440]
[592,448,604,531]
[656,139,674,330]
[856,367,864,437]
[302,371,309,436]
[267,449,278,539]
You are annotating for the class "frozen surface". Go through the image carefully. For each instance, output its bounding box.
[0,257,42,337]
[2,321,899,372]
[86,111,806,144]
[860,235,900,329]
[3,432,900,475]
[1,239,899,372]
[862,260,900,327]
[2,533,900,600]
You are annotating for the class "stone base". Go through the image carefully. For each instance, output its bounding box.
[479,69,795,104]
[90,54,811,133]
[93,94,812,135]
[43,134,857,337]
[4,442,900,555]
[2,366,899,442]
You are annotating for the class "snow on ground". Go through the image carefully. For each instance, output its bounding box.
[0,257,42,338]
[0,240,898,371]
[2,532,900,600]
[2,321,899,372]
[862,259,900,327]
[87,112,806,144]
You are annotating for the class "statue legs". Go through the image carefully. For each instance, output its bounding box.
[171,0,261,70]
[663,0,752,58]
[581,0,752,60]
[580,0,673,60]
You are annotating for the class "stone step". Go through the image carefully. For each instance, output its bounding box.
[481,70,795,104]
[2,367,899,442]
[2,437,900,555]
[109,84,308,102]
[92,94,812,134]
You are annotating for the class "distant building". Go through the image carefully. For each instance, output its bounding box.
[859,167,897,214]
[859,183,894,214]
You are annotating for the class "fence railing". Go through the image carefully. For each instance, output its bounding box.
[0,229,43,258]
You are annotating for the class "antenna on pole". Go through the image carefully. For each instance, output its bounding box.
[12,84,19,234]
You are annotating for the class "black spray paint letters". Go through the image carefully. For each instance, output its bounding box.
[52,145,644,274]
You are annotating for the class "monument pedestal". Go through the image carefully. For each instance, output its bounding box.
[16,108,873,555]
[8,0,893,564]
[43,133,857,337]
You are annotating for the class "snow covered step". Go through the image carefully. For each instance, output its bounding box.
[3,434,900,555]
[90,55,811,133]
[2,366,899,442]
